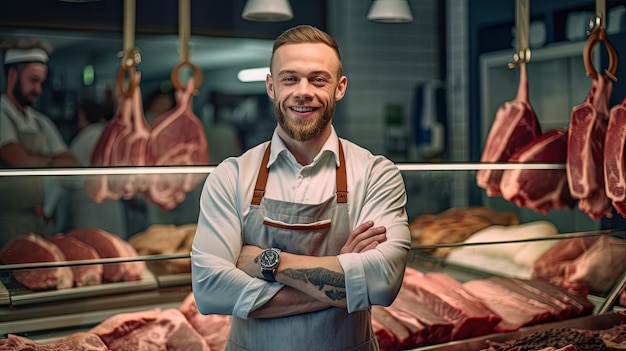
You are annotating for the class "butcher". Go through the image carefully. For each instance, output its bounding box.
[191,25,411,351]
[0,37,79,245]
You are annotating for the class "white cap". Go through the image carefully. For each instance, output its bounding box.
[4,48,49,64]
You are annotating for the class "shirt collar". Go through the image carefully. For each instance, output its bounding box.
[268,126,341,168]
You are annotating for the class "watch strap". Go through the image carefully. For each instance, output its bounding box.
[262,268,276,282]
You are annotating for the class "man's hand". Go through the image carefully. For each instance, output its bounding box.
[340,221,386,254]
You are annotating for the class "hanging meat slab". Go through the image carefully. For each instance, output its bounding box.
[85,73,152,203]
[604,96,626,217]
[477,62,542,196]
[566,76,613,219]
[145,77,209,210]
[500,129,575,214]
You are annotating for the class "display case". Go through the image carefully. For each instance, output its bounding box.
[0,164,624,349]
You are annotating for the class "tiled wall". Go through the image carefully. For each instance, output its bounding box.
[446,0,470,208]
[327,0,470,211]
[327,0,440,159]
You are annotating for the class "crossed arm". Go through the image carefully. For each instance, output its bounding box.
[0,143,78,167]
[236,220,387,318]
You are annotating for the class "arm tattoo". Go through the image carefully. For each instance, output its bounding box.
[282,268,344,289]
[282,268,347,302]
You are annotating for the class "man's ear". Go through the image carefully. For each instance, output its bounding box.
[266,74,275,99]
[335,76,348,101]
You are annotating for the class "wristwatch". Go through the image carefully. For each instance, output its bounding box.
[259,248,281,282]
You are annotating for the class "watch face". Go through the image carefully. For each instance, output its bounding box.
[260,249,280,268]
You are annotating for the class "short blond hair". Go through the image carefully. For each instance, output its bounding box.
[270,25,342,76]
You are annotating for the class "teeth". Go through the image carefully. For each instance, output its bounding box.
[292,107,314,112]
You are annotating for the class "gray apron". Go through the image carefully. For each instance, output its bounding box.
[0,115,47,246]
[226,141,378,351]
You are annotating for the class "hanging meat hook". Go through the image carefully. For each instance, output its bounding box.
[170,0,203,93]
[116,0,141,98]
[508,0,531,68]
[583,26,619,81]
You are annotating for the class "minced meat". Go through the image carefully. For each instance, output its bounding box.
[484,327,608,351]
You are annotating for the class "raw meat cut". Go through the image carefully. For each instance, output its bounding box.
[477,62,542,196]
[372,306,411,350]
[567,76,613,219]
[372,317,396,351]
[522,279,595,316]
[487,277,576,321]
[85,73,152,203]
[604,96,626,217]
[531,236,600,286]
[0,332,107,351]
[500,129,575,214]
[562,235,626,294]
[389,289,455,346]
[179,292,230,351]
[90,308,210,351]
[401,271,501,339]
[0,233,73,290]
[462,278,557,332]
[66,227,144,282]
[48,234,103,287]
[145,77,209,210]
[380,306,427,349]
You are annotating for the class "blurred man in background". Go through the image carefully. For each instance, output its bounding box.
[0,37,78,245]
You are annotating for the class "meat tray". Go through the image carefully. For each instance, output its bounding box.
[0,269,158,307]
[410,311,625,351]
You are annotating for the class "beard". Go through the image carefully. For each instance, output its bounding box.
[12,78,35,107]
[275,101,335,142]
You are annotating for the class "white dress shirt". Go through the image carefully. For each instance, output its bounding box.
[192,127,411,318]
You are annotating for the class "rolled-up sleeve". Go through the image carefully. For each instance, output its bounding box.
[191,159,282,319]
[338,155,411,313]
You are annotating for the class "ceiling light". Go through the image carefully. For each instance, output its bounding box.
[238,67,270,82]
[367,0,414,23]
[242,0,293,22]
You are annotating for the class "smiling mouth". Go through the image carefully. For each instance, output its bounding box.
[290,106,316,113]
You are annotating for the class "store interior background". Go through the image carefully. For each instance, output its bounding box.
[1,0,626,232]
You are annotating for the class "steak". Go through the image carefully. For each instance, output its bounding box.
[372,317,396,351]
[85,73,152,203]
[462,278,556,332]
[372,306,411,350]
[500,129,575,214]
[567,76,613,219]
[90,308,210,351]
[145,77,209,210]
[531,236,600,286]
[48,234,103,287]
[0,233,73,290]
[477,62,542,196]
[66,227,144,282]
[401,271,501,339]
[179,292,230,351]
[604,96,626,217]
[562,235,626,294]
[0,332,108,351]
[389,289,455,346]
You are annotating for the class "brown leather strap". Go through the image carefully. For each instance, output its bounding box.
[336,140,348,204]
[250,140,348,205]
[251,142,272,206]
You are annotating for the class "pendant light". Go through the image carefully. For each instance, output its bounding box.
[242,0,293,22]
[367,0,414,23]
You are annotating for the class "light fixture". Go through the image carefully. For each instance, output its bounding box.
[238,67,270,82]
[242,0,293,22]
[367,0,414,23]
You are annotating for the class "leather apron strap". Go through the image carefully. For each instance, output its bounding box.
[250,140,348,206]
